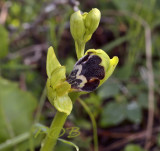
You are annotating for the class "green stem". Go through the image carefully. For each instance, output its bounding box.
[75,41,85,59]
[0,132,29,150]
[40,111,67,151]
[78,98,98,151]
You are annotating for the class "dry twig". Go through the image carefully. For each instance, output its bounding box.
[0,2,10,24]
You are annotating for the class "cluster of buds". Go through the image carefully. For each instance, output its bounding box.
[46,8,119,115]
[70,8,101,59]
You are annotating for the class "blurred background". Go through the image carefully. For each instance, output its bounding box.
[0,0,160,151]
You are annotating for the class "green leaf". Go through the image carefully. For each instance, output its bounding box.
[115,64,133,81]
[127,83,145,96]
[72,137,91,150]
[126,102,142,124]
[157,133,160,147]
[84,93,102,117]
[46,46,61,78]
[84,93,101,107]
[55,141,73,151]
[58,138,79,151]
[74,118,91,130]
[98,80,120,99]
[0,25,9,58]
[0,77,37,150]
[100,102,127,127]
[137,93,148,109]
[124,144,146,151]
[54,94,72,115]
[33,123,49,137]
[112,0,137,11]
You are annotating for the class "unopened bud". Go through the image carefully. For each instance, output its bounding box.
[84,8,101,41]
[70,11,85,41]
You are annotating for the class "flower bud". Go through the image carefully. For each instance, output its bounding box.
[70,11,85,41]
[84,8,101,41]
[67,49,118,92]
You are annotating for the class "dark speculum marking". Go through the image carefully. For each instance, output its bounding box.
[76,55,90,65]
[67,55,105,92]
[82,78,100,92]
[80,55,104,81]
[66,69,81,88]
[70,79,82,88]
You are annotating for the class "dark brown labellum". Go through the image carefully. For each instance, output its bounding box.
[67,54,105,92]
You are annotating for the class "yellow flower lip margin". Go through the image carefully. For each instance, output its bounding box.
[85,49,119,87]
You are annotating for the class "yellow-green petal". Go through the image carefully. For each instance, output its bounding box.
[50,66,66,89]
[100,56,119,85]
[46,46,61,78]
[54,94,73,115]
[46,79,56,106]
[55,81,71,97]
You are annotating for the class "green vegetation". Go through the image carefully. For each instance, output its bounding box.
[0,0,160,151]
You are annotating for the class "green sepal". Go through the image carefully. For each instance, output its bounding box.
[46,46,61,78]
[55,81,71,97]
[54,94,73,115]
[100,56,119,86]
[46,79,56,106]
[50,66,66,89]
[46,47,73,115]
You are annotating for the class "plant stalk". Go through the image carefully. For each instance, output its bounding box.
[40,111,67,151]
[75,41,85,59]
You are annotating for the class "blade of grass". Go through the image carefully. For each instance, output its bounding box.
[78,98,98,151]
[101,34,131,52]
[58,138,79,151]
[0,132,30,150]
